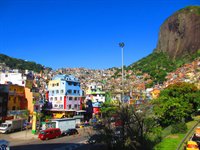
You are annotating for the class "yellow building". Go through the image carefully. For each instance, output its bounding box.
[8,84,27,111]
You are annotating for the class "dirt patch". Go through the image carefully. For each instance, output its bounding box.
[167,135,179,138]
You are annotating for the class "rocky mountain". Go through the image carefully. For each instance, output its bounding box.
[155,6,200,60]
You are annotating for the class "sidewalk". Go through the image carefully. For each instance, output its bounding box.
[8,129,38,140]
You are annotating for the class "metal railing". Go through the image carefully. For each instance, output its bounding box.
[176,120,200,150]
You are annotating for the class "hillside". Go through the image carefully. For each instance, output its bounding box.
[0,54,46,73]
[126,6,200,84]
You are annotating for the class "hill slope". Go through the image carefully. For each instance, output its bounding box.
[0,54,45,72]
[127,6,200,84]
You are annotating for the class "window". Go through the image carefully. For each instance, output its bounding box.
[68,105,71,109]
[52,90,54,94]
[50,97,53,101]
[61,90,64,93]
[68,82,72,86]
[74,97,77,101]
[54,104,58,108]
[74,104,77,109]
[60,97,62,100]
[52,84,55,87]
[55,97,57,101]
[74,90,77,94]
[56,90,59,94]
[67,90,72,94]
[69,97,72,100]
[59,105,63,108]
[57,83,59,86]
[13,97,16,103]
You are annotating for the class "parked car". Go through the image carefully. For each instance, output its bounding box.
[185,141,199,150]
[0,140,10,150]
[38,128,61,140]
[87,134,102,144]
[191,134,200,147]
[62,128,78,136]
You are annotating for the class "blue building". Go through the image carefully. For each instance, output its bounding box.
[47,74,83,118]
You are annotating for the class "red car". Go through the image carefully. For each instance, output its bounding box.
[38,128,61,140]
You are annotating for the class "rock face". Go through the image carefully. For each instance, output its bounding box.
[156,6,200,59]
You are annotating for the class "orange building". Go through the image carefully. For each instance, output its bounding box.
[25,87,41,115]
[8,84,27,111]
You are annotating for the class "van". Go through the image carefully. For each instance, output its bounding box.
[38,128,61,140]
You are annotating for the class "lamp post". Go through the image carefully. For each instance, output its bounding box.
[119,42,125,103]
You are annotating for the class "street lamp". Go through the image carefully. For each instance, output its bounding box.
[119,42,125,103]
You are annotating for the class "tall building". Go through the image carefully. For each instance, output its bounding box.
[0,84,9,121]
[7,84,28,119]
[47,74,82,118]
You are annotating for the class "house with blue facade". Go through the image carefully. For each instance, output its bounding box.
[47,74,83,118]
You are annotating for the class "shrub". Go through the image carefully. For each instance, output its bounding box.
[171,122,187,134]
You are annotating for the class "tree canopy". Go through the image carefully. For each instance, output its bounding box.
[152,82,200,126]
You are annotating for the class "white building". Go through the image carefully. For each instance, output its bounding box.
[86,83,106,104]
[0,71,26,86]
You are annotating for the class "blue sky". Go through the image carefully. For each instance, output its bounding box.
[0,0,199,70]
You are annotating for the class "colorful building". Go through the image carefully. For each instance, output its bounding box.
[7,84,28,119]
[47,74,82,118]
[0,84,9,121]
[86,83,106,115]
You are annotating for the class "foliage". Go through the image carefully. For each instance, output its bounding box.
[112,51,200,85]
[152,82,200,127]
[98,104,161,150]
[100,100,118,118]
[171,122,187,134]
[179,6,200,15]
[127,52,177,84]
[0,54,47,72]
[153,116,200,150]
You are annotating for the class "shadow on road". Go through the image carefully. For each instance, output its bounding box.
[11,142,107,150]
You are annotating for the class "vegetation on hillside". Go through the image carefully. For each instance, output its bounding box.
[0,54,46,73]
[124,51,200,85]
[178,5,200,15]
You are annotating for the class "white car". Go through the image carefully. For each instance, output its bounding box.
[0,140,10,150]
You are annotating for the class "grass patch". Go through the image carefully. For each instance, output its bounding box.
[154,134,185,150]
[153,116,200,150]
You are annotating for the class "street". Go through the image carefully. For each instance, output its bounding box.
[0,127,100,150]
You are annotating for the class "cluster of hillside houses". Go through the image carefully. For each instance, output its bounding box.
[0,57,200,132]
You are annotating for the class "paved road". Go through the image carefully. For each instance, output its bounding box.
[0,127,99,150]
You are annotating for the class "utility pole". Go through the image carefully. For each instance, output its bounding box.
[119,42,125,103]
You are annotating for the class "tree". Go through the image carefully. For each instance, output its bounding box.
[97,104,161,150]
[152,82,200,127]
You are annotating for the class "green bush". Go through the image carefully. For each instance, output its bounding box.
[171,122,187,134]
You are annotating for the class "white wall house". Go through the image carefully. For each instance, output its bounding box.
[86,83,106,103]
[0,72,26,86]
